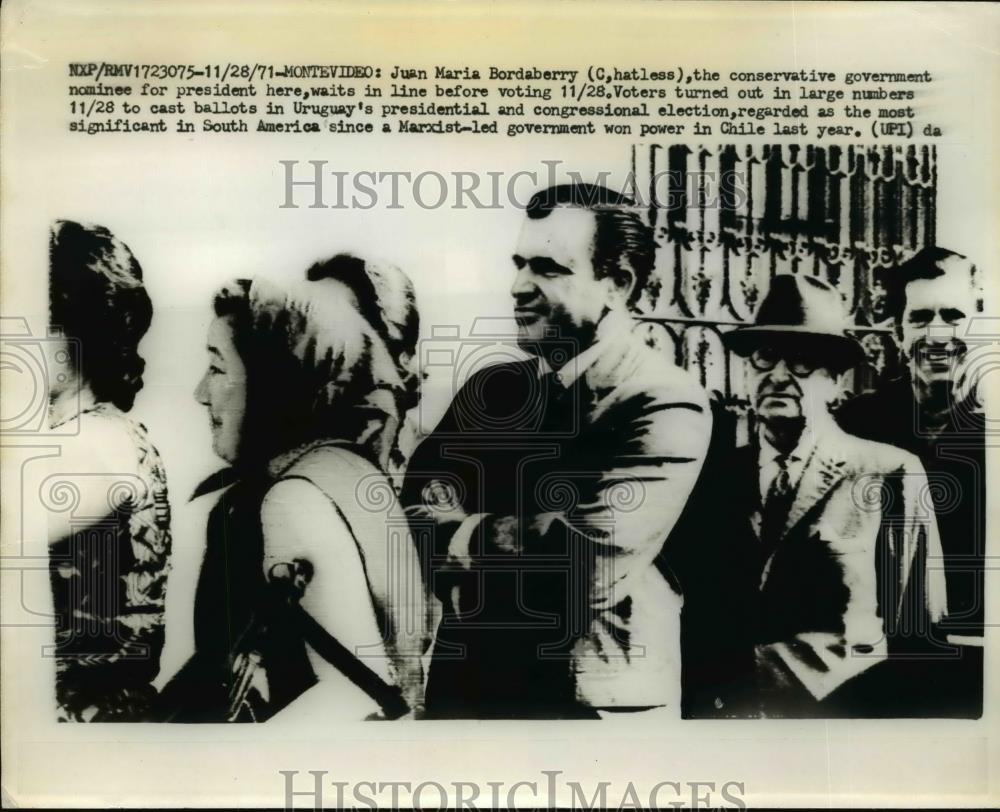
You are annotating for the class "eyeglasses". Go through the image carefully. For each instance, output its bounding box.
[749,348,820,377]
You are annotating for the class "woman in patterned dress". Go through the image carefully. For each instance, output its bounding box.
[47,220,172,721]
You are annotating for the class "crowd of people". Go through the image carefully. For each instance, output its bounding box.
[45,182,985,722]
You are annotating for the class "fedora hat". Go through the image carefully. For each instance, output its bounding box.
[723,274,865,371]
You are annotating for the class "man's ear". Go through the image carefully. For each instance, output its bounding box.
[824,367,850,413]
[609,267,636,307]
[894,320,911,366]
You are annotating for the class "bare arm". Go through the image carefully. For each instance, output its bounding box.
[261,479,389,717]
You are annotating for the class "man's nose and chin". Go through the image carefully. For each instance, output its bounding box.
[756,380,803,418]
[913,336,966,378]
[512,289,549,328]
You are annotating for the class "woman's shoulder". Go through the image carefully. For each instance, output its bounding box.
[261,477,336,532]
[45,405,166,539]
[277,444,392,505]
[262,476,335,512]
[260,477,354,566]
[266,442,405,544]
[284,442,378,477]
[58,407,145,478]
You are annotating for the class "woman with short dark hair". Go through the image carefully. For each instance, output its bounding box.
[47,220,171,722]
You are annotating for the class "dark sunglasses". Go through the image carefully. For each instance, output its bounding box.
[749,347,821,377]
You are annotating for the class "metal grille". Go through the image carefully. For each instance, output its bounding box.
[629,143,938,440]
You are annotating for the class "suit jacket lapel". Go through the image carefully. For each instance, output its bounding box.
[781,432,849,539]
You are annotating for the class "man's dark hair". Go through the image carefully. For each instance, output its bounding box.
[885,246,980,324]
[525,183,655,307]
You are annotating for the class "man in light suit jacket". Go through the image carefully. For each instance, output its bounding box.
[402,183,711,718]
[722,274,949,717]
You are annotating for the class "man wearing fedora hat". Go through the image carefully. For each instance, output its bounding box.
[722,273,949,717]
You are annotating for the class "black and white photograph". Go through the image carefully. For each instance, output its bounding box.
[1,0,997,808]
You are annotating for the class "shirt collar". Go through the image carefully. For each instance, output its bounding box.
[535,309,629,389]
[758,431,815,468]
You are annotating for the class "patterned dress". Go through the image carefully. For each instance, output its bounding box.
[48,403,172,721]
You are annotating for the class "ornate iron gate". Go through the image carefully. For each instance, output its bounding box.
[629,143,938,441]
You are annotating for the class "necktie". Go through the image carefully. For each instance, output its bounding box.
[761,454,793,552]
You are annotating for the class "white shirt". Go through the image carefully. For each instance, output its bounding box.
[447,309,630,574]
[757,433,815,504]
[535,308,629,389]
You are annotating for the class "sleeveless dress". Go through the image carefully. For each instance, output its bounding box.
[273,442,428,714]
[160,441,427,722]
[48,403,172,721]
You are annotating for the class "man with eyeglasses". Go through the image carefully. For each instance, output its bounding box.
[721,274,948,717]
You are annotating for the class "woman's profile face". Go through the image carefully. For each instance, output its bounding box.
[194,316,247,464]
